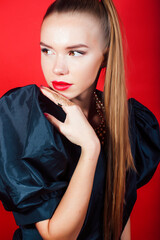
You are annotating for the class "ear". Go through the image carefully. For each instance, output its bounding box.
[101,48,109,68]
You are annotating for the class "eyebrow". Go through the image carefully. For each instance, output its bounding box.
[40,42,89,49]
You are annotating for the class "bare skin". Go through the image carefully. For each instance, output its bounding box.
[40,12,107,115]
[121,218,131,240]
[36,12,131,240]
[36,87,100,240]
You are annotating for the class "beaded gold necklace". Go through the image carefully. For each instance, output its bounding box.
[94,91,106,145]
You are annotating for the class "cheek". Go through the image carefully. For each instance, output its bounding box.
[87,58,101,76]
[41,57,52,77]
[41,57,47,73]
[71,56,101,83]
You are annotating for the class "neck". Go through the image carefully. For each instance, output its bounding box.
[71,70,101,118]
[71,84,97,119]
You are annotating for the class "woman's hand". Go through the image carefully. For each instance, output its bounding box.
[36,87,101,240]
[40,86,99,150]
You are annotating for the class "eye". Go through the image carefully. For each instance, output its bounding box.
[41,48,53,55]
[68,50,85,57]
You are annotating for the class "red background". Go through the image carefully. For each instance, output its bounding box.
[0,0,160,239]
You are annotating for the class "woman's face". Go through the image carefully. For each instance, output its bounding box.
[40,12,106,101]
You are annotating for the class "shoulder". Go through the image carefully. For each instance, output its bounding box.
[0,84,41,117]
[128,98,159,127]
[0,85,42,136]
[128,98,160,188]
[128,98,160,154]
[0,85,68,221]
[123,98,160,230]
[0,85,41,141]
[0,84,39,105]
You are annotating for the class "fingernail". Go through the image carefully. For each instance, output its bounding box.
[44,113,49,118]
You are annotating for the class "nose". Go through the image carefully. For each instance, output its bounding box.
[52,55,69,75]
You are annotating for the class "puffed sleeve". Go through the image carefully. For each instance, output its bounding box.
[122,98,160,231]
[128,98,160,188]
[0,85,69,226]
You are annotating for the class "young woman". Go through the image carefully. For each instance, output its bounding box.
[0,0,159,239]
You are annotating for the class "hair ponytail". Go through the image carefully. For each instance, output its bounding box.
[102,0,135,239]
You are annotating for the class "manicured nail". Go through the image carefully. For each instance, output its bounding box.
[44,113,49,118]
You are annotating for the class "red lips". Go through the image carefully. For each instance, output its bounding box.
[51,81,72,91]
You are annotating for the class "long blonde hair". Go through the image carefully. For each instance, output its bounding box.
[103,1,135,239]
[42,0,135,239]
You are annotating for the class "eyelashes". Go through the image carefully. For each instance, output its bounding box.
[68,50,85,56]
[41,48,86,56]
[41,48,53,55]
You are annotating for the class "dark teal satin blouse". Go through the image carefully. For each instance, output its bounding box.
[0,85,159,240]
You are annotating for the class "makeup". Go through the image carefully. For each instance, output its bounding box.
[52,81,72,91]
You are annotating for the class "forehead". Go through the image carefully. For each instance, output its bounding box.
[41,12,104,48]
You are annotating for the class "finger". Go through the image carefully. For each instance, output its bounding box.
[41,86,66,99]
[44,113,63,132]
[40,86,70,103]
[40,86,74,108]
[40,87,60,105]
